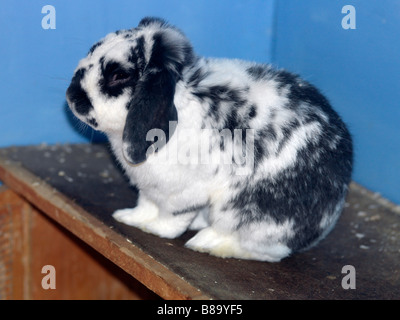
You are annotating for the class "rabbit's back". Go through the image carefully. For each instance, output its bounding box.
[178,58,353,254]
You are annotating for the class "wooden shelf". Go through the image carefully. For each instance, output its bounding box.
[0,144,399,299]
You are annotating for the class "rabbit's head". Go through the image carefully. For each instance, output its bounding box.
[66,17,194,164]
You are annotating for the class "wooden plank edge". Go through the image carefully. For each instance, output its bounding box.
[349,181,400,215]
[0,155,211,300]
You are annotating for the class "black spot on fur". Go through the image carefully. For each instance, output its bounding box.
[193,85,247,129]
[261,124,278,141]
[114,29,124,36]
[148,33,165,71]
[248,105,257,119]
[129,36,146,75]
[209,103,221,123]
[275,69,299,90]
[66,68,93,116]
[187,68,210,87]
[246,65,270,81]
[253,139,265,165]
[138,17,168,28]
[172,203,208,216]
[88,40,104,55]
[291,82,331,111]
[148,31,194,80]
[275,119,301,155]
[253,124,278,164]
[88,118,98,128]
[224,109,240,131]
[193,85,243,103]
[274,70,332,115]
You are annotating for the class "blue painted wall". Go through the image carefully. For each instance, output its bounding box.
[1,1,399,205]
[272,0,400,204]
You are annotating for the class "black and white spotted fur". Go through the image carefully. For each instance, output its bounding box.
[66,17,353,262]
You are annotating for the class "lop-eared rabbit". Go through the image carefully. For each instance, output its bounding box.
[66,17,353,262]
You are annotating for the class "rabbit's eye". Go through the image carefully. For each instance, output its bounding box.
[109,71,131,86]
[100,60,137,97]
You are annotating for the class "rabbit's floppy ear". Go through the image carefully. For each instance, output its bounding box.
[122,68,177,165]
[122,20,194,165]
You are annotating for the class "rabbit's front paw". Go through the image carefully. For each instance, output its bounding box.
[113,203,196,239]
[139,215,193,239]
[113,201,159,227]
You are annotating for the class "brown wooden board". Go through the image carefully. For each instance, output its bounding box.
[0,143,399,299]
[0,187,158,300]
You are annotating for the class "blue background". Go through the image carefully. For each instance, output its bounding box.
[0,0,399,205]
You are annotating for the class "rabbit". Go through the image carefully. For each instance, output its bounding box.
[66,17,353,262]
